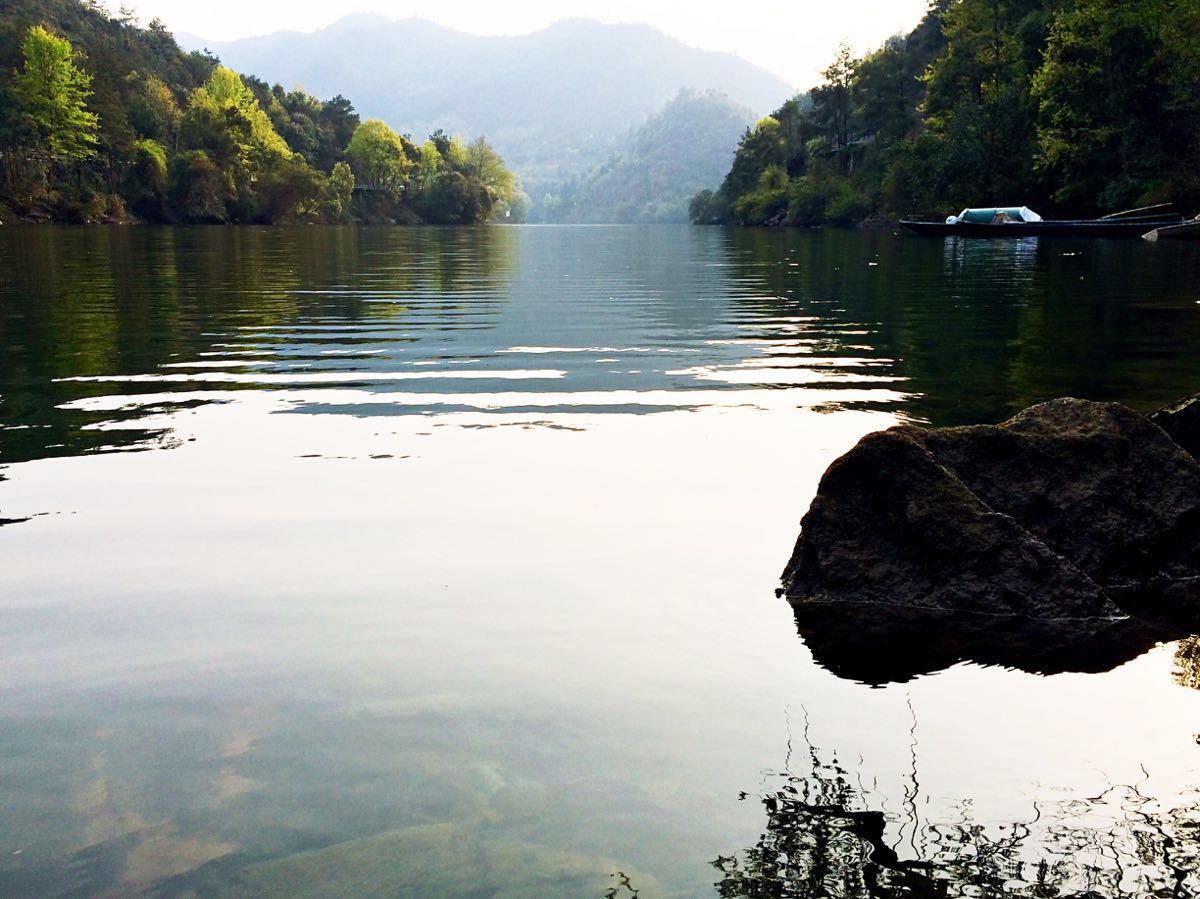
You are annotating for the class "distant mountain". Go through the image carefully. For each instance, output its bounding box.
[179,17,793,209]
[540,90,756,223]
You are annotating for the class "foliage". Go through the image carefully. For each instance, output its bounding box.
[3,24,99,205]
[695,0,1200,227]
[345,119,412,196]
[0,0,517,224]
[186,16,793,220]
[168,150,226,222]
[10,24,99,162]
[327,161,355,222]
[1033,0,1200,211]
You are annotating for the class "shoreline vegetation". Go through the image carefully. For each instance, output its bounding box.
[0,0,523,226]
[691,0,1200,228]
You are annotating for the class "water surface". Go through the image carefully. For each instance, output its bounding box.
[2,225,1200,896]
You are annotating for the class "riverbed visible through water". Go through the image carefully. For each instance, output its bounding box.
[2,225,1200,897]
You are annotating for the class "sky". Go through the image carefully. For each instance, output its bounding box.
[105,0,931,88]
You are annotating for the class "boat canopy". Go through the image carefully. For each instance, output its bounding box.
[947,207,1044,225]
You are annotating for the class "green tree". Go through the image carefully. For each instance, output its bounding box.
[185,66,290,164]
[462,136,517,216]
[168,149,226,222]
[315,95,360,171]
[257,153,328,222]
[129,74,182,149]
[920,0,1058,204]
[688,188,715,223]
[5,25,100,204]
[10,25,100,163]
[1033,0,1200,212]
[345,119,411,196]
[810,43,856,171]
[326,160,355,222]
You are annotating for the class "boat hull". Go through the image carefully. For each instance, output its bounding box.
[901,217,1182,239]
[1143,220,1200,241]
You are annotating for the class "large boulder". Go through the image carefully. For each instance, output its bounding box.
[783,398,1200,623]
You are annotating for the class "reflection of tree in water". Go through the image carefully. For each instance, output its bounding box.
[713,711,1200,898]
[0,226,518,465]
[1175,638,1200,692]
[724,229,1200,427]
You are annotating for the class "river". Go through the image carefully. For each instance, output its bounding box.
[2,224,1200,896]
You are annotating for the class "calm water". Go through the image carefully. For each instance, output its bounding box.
[2,225,1200,897]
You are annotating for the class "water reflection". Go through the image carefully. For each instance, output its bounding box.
[5,227,1200,469]
[3,226,1200,897]
[793,603,1193,685]
[0,226,519,463]
[716,728,1200,898]
[724,229,1200,425]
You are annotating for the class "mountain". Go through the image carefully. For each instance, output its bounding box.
[540,90,756,223]
[179,17,793,208]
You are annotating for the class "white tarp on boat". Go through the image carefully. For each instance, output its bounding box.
[946,207,1044,225]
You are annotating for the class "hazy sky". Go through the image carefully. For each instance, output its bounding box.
[106,0,930,88]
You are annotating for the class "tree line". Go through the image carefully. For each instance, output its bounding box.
[691,0,1200,227]
[0,0,521,224]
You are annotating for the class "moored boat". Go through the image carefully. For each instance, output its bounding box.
[1143,218,1200,241]
[901,204,1184,239]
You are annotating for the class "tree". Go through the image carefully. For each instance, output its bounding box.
[257,153,328,222]
[344,119,411,195]
[5,26,100,204]
[1033,0,1200,212]
[129,75,182,149]
[168,149,226,221]
[810,43,856,169]
[10,25,100,163]
[185,66,290,164]
[854,35,923,148]
[463,136,516,211]
[326,160,354,221]
[920,0,1059,204]
[688,188,716,223]
[316,95,359,171]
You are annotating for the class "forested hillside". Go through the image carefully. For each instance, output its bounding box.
[537,90,754,223]
[181,17,791,215]
[0,0,519,224]
[693,0,1200,227]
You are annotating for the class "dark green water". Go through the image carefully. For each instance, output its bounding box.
[2,225,1200,897]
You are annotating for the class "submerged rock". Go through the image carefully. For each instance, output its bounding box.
[228,823,661,898]
[783,398,1200,624]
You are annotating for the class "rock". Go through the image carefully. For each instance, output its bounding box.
[1151,393,1200,460]
[783,398,1200,622]
[782,426,1119,619]
[914,399,1200,589]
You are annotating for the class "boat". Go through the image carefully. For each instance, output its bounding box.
[901,204,1184,238]
[1143,218,1200,241]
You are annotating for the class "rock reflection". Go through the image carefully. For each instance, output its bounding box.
[715,729,1200,898]
[793,602,1194,685]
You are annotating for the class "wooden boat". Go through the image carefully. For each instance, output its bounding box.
[901,204,1183,239]
[1143,218,1200,241]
